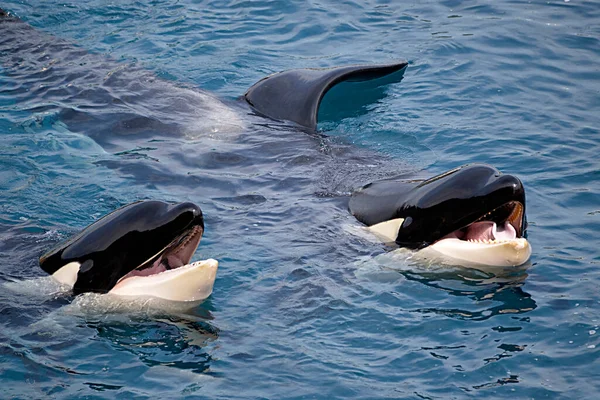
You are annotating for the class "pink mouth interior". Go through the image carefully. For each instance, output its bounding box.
[118,227,202,281]
[441,221,517,242]
[122,253,191,278]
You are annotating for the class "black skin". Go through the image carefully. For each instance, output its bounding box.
[349,164,527,249]
[244,62,407,130]
[39,201,204,295]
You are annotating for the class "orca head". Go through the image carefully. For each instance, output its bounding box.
[39,200,218,301]
[350,164,531,267]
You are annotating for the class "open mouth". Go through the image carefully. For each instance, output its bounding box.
[440,201,524,244]
[110,223,218,302]
[423,201,530,267]
[118,225,204,282]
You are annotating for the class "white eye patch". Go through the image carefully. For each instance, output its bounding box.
[52,261,81,288]
[367,218,405,242]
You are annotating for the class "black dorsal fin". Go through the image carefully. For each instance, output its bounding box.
[244,61,408,130]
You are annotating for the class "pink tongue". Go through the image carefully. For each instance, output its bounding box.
[496,222,517,240]
[463,221,517,241]
[464,221,495,240]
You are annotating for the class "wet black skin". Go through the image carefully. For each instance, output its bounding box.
[39,201,204,295]
[349,164,527,249]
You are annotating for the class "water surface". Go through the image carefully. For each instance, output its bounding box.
[1,0,599,398]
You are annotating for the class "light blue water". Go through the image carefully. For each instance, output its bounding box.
[1,0,599,398]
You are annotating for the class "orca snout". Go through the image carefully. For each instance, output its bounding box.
[169,201,205,230]
[492,174,525,204]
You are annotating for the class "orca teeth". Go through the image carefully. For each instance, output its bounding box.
[467,238,511,244]
[160,225,203,271]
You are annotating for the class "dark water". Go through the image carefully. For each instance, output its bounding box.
[1,0,599,398]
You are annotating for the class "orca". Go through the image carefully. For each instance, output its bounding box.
[349,164,532,267]
[0,8,408,141]
[39,200,218,302]
[2,9,532,272]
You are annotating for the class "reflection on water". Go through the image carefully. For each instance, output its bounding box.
[355,250,537,321]
[406,269,536,320]
[90,314,218,375]
[0,277,220,395]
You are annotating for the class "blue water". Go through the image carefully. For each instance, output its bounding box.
[1,0,599,398]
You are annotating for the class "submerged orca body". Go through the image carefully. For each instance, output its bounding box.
[39,201,218,301]
[350,164,531,267]
[0,8,408,139]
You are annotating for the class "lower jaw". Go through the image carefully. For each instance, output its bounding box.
[416,238,532,268]
[110,258,219,302]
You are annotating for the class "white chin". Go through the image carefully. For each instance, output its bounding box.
[110,258,219,302]
[417,238,532,268]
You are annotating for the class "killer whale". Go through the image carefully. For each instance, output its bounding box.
[39,200,218,301]
[349,164,531,267]
[0,8,408,145]
[2,8,531,273]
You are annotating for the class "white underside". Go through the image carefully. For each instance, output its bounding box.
[367,218,405,242]
[52,261,81,287]
[364,219,532,268]
[420,238,532,267]
[110,259,219,302]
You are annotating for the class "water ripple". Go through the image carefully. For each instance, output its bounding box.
[1,0,599,398]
